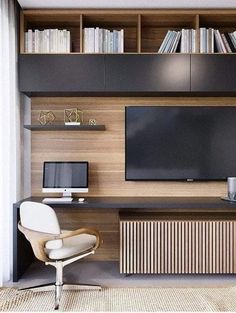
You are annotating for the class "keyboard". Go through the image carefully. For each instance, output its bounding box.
[42,197,73,203]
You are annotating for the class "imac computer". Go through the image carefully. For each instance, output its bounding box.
[42,161,88,203]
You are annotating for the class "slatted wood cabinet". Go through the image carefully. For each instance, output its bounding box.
[120,214,236,274]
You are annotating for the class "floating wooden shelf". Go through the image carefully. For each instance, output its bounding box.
[24,124,106,131]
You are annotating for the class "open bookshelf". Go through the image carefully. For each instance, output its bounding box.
[20,9,236,54]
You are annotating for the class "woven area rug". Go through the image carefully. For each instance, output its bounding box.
[1,287,236,312]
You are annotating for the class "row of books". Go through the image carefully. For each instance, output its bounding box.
[200,28,236,53]
[83,27,124,53]
[158,29,196,53]
[24,29,71,53]
[159,28,236,53]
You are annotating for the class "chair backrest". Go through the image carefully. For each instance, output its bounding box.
[20,201,61,235]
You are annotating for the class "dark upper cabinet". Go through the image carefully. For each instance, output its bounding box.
[19,54,236,96]
[191,55,236,93]
[105,55,191,93]
[19,55,105,96]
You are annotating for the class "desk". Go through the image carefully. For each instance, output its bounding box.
[13,196,236,281]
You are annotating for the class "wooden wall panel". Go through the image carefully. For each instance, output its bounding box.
[56,208,119,260]
[31,97,236,197]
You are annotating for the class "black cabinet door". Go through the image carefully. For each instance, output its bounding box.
[105,55,190,93]
[191,55,236,93]
[19,55,105,95]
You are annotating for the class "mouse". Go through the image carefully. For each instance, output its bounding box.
[78,198,85,202]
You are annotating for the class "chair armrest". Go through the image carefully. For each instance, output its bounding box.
[18,223,102,262]
[18,222,60,262]
[58,228,102,250]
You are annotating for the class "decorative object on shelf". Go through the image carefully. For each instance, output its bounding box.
[88,118,97,125]
[64,108,83,125]
[221,177,236,202]
[38,111,55,125]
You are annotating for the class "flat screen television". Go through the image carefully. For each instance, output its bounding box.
[125,106,236,181]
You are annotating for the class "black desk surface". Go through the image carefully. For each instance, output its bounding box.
[13,196,236,212]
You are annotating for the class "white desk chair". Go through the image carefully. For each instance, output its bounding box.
[18,201,101,310]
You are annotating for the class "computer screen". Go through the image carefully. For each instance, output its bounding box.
[43,162,88,189]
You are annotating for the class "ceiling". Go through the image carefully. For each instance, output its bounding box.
[17,0,236,9]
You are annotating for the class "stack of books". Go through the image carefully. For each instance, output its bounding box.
[24,29,71,53]
[158,29,196,53]
[83,27,124,53]
[200,28,236,53]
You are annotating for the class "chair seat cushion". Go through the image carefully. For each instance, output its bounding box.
[45,234,96,260]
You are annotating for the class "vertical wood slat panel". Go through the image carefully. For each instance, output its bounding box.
[223,222,227,274]
[205,222,209,273]
[202,221,206,274]
[216,222,219,274]
[136,222,140,273]
[150,222,154,274]
[130,222,133,274]
[212,222,216,274]
[174,221,178,274]
[189,222,192,274]
[120,220,236,274]
[133,222,136,274]
[154,222,157,274]
[120,221,123,273]
[157,222,161,274]
[199,222,202,274]
[219,222,222,274]
[147,222,151,273]
[230,222,233,273]
[171,222,175,274]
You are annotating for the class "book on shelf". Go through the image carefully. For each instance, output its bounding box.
[200,28,236,53]
[159,28,236,53]
[83,27,124,53]
[24,29,71,53]
[158,29,196,53]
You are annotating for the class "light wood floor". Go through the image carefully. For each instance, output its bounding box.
[5,261,236,288]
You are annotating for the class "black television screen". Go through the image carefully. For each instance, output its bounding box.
[125,106,236,181]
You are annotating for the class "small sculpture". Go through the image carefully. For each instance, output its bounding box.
[64,108,83,125]
[89,118,97,125]
[38,111,55,125]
